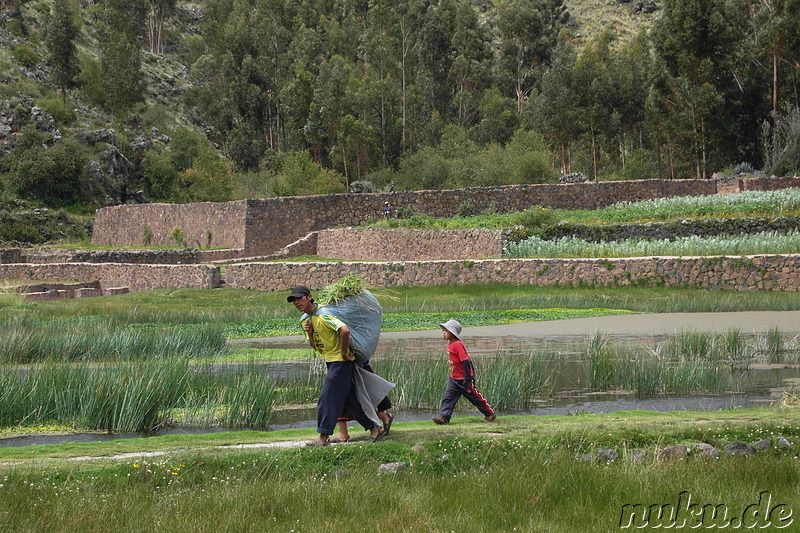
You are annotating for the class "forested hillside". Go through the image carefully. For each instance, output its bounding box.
[0,0,798,218]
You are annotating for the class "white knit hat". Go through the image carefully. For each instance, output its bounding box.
[439,319,462,339]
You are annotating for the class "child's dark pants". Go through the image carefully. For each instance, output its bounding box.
[438,377,495,421]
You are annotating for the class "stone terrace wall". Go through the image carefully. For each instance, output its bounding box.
[92,200,249,249]
[243,179,721,256]
[225,255,800,292]
[92,178,800,258]
[317,228,504,260]
[742,176,800,191]
[0,263,221,291]
[22,248,200,264]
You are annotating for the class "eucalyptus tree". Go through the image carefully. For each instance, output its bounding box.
[650,0,741,177]
[608,30,652,170]
[45,0,81,99]
[359,0,401,165]
[530,39,579,174]
[97,0,147,117]
[571,39,615,180]
[450,1,492,129]
[146,0,175,55]
[747,0,800,120]
[495,0,569,115]
[416,0,457,129]
[743,0,800,172]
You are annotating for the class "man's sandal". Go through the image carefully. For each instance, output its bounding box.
[329,436,351,443]
[370,427,388,443]
[383,413,395,435]
[305,439,330,447]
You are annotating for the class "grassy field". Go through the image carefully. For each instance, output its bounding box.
[0,407,798,532]
[1,281,800,530]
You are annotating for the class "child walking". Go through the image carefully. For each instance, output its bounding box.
[433,319,497,425]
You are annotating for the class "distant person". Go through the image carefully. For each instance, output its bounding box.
[288,285,387,446]
[383,201,394,219]
[432,319,497,425]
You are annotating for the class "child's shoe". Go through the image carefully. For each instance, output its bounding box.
[432,416,449,425]
[482,413,497,422]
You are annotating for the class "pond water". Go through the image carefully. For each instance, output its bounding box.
[4,331,797,448]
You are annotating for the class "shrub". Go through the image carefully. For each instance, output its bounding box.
[170,226,185,246]
[4,127,87,207]
[76,56,107,108]
[11,44,39,67]
[36,94,75,126]
[511,207,558,230]
[142,225,153,245]
[143,149,179,201]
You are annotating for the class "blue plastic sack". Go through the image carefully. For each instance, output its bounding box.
[312,290,383,363]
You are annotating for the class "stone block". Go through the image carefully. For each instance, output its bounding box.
[75,288,103,298]
[106,287,130,295]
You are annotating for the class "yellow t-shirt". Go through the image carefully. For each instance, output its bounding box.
[302,313,348,362]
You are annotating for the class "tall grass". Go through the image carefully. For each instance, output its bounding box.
[0,316,226,363]
[505,230,800,258]
[562,187,800,223]
[372,351,549,411]
[0,360,275,432]
[583,329,791,396]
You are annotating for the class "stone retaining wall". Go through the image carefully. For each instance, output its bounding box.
[0,248,22,263]
[0,263,221,291]
[225,255,800,292]
[21,248,200,264]
[95,178,800,257]
[317,228,504,260]
[92,200,249,250]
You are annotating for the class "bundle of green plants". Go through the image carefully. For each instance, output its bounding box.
[315,273,370,306]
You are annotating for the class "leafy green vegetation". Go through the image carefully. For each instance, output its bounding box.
[506,230,800,258]
[366,189,800,231]
[1,409,799,532]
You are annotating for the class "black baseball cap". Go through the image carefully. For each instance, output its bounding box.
[287,285,311,302]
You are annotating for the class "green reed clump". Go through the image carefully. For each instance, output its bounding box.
[0,360,190,432]
[764,326,785,364]
[587,330,739,396]
[0,316,226,363]
[271,357,325,406]
[373,356,448,409]
[219,365,276,428]
[474,352,549,410]
[372,351,548,411]
[587,333,632,390]
[0,360,277,432]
